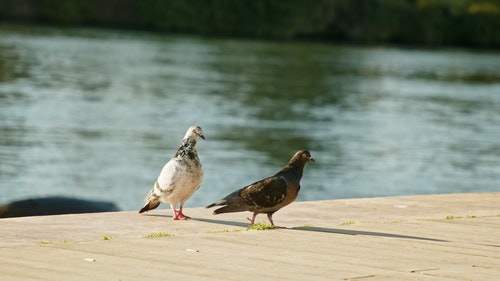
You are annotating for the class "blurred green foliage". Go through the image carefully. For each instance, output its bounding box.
[1,0,499,47]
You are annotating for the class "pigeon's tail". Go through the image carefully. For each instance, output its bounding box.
[205,199,226,209]
[206,198,249,215]
[139,199,160,214]
[212,204,249,215]
[206,190,247,214]
[139,187,161,214]
[205,203,217,209]
[211,204,230,214]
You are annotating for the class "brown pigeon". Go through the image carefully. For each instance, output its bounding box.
[139,126,205,220]
[206,150,314,226]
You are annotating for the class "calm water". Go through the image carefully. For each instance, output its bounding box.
[1,25,500,211]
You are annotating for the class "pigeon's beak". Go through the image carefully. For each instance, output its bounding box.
[309,156,315,162]
[200,134,206,140]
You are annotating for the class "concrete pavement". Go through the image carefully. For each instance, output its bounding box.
[0,193,499,280]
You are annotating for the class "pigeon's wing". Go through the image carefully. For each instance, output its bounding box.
[156,159,182,194]
[239,176,288,208]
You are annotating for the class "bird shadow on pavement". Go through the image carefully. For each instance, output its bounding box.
[140,213,174,219]
[289,226,448,242]
[190,217,250,228]
[139,214,446,242]
[141,213,250,228]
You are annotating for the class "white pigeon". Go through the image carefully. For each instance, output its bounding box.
[139,126,205,220]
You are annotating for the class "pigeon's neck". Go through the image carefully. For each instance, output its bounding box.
[275,159,306,180]
[174,138,198,159]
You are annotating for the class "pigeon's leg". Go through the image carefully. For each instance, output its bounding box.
[267,212,283,228]
[170,205,180,220]
[177,205,190,220]
[266,213,275,227]
[247,213,258,225]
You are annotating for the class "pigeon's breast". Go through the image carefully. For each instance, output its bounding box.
[157,157,202,187]
[282,182,300,206]
[177,158,203,187]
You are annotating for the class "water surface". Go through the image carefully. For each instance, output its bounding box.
[1,25,499,211]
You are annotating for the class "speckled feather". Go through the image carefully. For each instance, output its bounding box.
[139,126,204,220]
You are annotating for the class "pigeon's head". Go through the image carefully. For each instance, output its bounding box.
[296,150,315,163]
[281,150,315,174]
[185,125,205,141]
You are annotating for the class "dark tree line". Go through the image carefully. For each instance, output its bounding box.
[1,0,499,47]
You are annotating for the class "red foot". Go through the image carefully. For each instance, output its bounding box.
[174,214,190,220]
[172,207,190,220]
